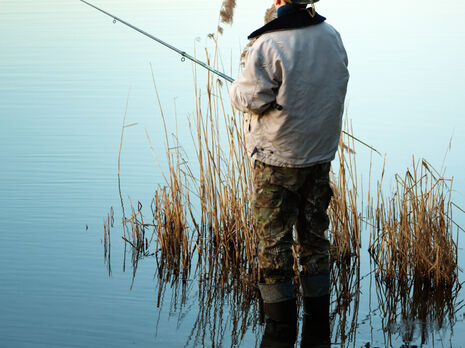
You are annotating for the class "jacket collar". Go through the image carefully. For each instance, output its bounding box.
[248,8,326,39]
[277,4,302,18]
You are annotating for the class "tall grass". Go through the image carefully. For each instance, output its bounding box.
[328,121,361,264]
[369,158,458,286]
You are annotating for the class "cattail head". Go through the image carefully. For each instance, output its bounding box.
[264,4,277,23]
[219,0,237,25]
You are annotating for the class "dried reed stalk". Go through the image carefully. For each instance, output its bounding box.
[328,120,361,264]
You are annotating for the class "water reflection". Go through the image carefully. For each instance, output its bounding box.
[375,277,461,347]
[330,259,360,345]
[103,206,114,276]
[103,209,461,347]
[154,269,261,347]
[300,295,331,348]
[104,198,261,345]
[260,319,297,348]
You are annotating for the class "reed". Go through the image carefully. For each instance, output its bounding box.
[328,120,361,264]
[369,158,458,286]
[146,66,194,282]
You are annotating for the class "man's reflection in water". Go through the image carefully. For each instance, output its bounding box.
[300,295,330,348]
[259,294,330,348]
[259,318,297,348]
[259,299,298,348]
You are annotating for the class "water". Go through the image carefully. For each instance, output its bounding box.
[1,0,465,346]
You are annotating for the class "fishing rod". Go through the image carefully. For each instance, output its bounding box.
[80,0,381,155]
[80,0,233,83]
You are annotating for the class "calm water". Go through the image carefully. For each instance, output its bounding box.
[1,0,465,347]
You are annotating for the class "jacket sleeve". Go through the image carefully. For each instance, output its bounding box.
[229,40,281,115]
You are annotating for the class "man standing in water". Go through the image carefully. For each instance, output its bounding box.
[230,0,349,345]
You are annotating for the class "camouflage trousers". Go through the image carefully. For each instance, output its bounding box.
[253,160,332,285]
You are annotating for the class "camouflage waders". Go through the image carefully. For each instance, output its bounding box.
[253,160,332,303]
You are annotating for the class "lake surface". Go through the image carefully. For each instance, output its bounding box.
[1,0,465,347]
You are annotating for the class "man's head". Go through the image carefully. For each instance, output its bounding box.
[273,0,289,9]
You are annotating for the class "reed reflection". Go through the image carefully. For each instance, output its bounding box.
[102,208,461,347]
[300,311,330,348]
[154,260,261,347]
[103,153,461,346]
[375,276,461,347]
[330,259,360,346]
[103,206,114,276]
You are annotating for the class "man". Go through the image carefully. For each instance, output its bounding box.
[229,0,349,344]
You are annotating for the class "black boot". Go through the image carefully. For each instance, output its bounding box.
[301,295,330,348]
[260,299,297,348]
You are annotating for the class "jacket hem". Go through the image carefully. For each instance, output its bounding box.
[250,150,335,168]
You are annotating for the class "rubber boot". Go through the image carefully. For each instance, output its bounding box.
[300,295,330,348]
[260,299,298,348]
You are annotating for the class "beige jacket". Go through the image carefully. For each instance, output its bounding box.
[230,22,349,168]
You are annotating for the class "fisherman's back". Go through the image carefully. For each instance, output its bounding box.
[230,21,349,167]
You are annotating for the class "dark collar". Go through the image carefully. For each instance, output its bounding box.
[248,9,326,40]
[277,4,304,18]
